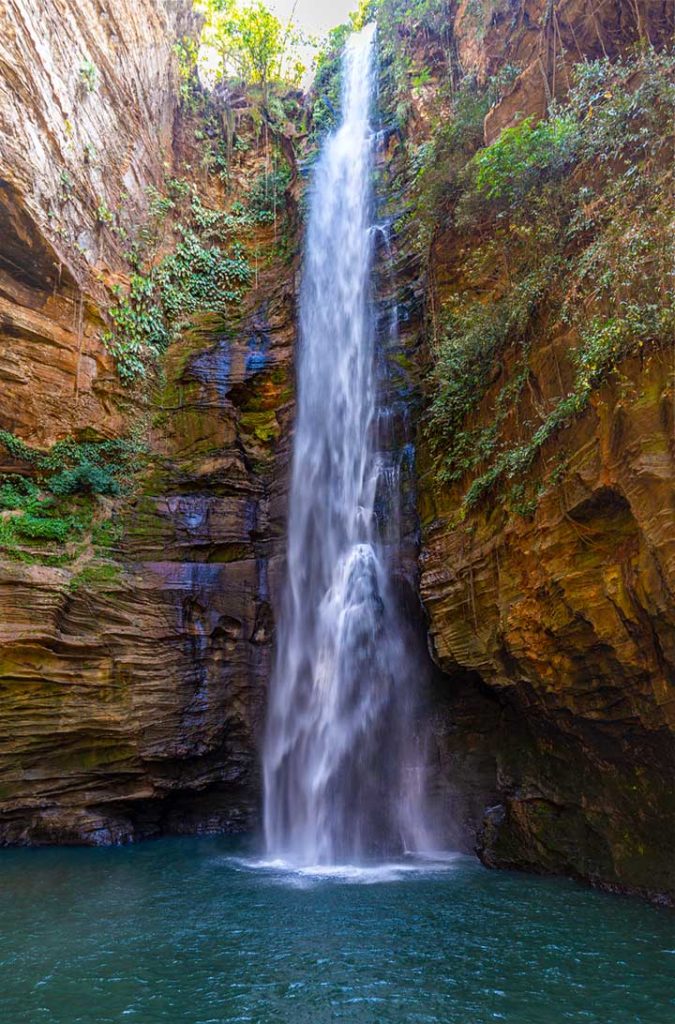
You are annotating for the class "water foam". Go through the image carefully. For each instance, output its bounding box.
[263,23,438,867]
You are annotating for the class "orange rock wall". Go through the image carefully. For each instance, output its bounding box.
[0,0,197,444]
[0,0,297,843]
[378,0,675,901]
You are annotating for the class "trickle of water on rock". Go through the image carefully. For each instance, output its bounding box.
[263,24,437,866]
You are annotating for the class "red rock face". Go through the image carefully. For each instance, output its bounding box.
[453,0,673,142]
[0,561,263,842]
[419,351,675,901]
[0,304,294,844]
[384,0,675,901]
[0,0,296,843]
[0,0,198,444]
[0,264,296,842]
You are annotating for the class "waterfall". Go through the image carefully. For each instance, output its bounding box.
[263,24,434,865]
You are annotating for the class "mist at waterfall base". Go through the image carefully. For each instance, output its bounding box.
[263,23,438,868]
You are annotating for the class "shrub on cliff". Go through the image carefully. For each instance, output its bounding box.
[472,114,579,203]
[0,432,142,497]
[0,434,145,560]
[422,46,674,510]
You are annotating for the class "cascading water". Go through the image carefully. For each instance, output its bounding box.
[263,24,434,865]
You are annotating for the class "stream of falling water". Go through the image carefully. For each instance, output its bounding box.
[263,24,435,866]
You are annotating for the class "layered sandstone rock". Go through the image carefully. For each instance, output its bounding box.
[0,0,297,843]
[388,0,675,901]
[419,342,675,900]
[0,0,196,443]
[0,276,295,844]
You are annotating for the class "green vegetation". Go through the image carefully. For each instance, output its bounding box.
[96,199,114,225]
[462,302,673,510]
[174,36,200,106]
[0,474,89,559]
[472,114,578,202]
[428,265,554,487]
[247,166,292,222]
[198,0,305,103]
[78,57,99,93]
[103,178,257,381]
[378,0,448,35]
[103,56,299,383]
[68,560,122,592]
[364,2,673,513]
[0,433,144,559]
[0,432,143,496]
[403,76,492,251]
[59,169,74,200]
[413,47,674,512]
[310,43,344,140]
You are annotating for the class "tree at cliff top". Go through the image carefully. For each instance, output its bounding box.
[198,0,305,104]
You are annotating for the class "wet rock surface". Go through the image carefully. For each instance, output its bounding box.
[0,285,294,844]
[0,0,295,844]
[0,273,295,842]
[379,0,675,901]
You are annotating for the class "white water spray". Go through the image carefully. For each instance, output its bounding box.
[263,25,435,865]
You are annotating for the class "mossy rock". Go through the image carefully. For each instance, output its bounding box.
[239,410,281,444]
[68,560,123,593]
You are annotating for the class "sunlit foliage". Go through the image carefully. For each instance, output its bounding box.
[197,0,306,101]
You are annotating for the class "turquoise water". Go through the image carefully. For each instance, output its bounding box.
[0,838,673,1024]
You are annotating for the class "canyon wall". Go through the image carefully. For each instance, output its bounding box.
[375,0,674,901]
[0,0,296,842]
[0,0,673,906]
[0,0,199,443]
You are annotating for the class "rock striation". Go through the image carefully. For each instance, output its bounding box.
[0,0,296,843]
[420,352,675,899]
[376,0,675,901]
[0,0,200,445]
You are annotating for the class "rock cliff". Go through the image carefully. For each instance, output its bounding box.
[0,0,296,842]
[1,0,673,906]
[375,0,674,901]
[0,0,200,443]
